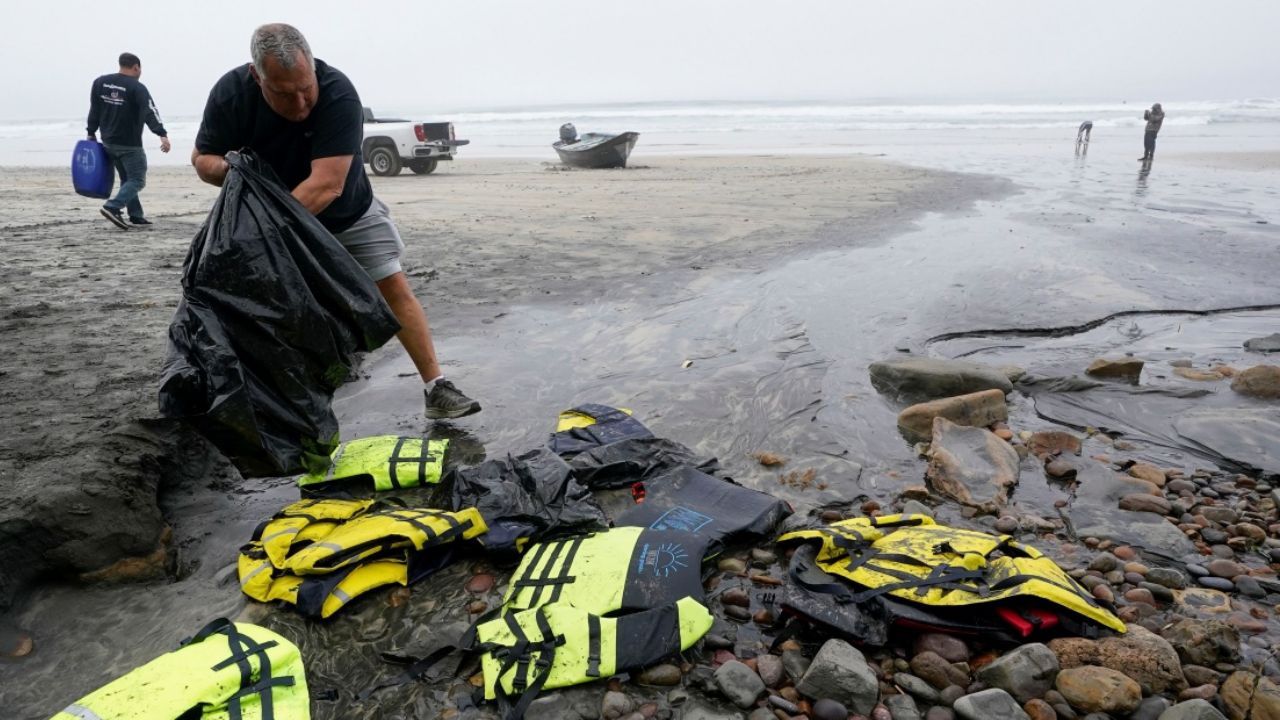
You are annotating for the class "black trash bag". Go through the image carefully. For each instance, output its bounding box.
[566,436,721,489]
[613,465,792,548]
[447,447,608,556]
[158,151,400,478]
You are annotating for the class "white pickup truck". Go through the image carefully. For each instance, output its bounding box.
[361,107,470,176]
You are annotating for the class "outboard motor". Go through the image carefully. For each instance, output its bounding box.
[559,123,578,144]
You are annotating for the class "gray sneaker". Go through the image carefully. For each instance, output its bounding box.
[424,379,481,419]
[100,205,129,230]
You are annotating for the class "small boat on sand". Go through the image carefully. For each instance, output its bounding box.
[553,124,639,168]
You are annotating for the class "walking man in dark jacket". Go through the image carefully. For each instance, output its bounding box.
[1139,103,1164,162]
[87,52,171,229]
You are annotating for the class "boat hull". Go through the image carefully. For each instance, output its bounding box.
[552,132,640,169]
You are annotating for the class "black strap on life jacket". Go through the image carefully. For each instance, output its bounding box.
[491,608,565,720]
[386,436,441,489]
[183,618,295,720]
[585,614,602,678]
[508,536,583,609]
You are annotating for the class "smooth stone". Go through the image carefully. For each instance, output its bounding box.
[925,710,955,720]
[797,639,879,715]
[952,689,1030,720]
[1156,699,1228,720]
[885,694,922,720]
[1146,568,1188,589]
[714,660,765,709]
[602,691,636,720]
[811,698,849,720]
[975,642,1059,704]
[755,654,784,688]
[894,673,941,705]
[1131,696,1172,720]
[1024,698,1057,720]
[637,664,683,686]
[1054,666,1142,715]
[914,633,971,664]
[897,389,1010,443]
[1161,618,1241,666]
[1197,576,1235,591]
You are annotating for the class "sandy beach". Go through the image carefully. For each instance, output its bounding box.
[3,138,1280,718]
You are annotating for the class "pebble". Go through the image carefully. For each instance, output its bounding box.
[467,600,488,614]
[0,628,33,658]
[1024,698,1057,720]
[1198,576,1236,591]
[722,588,750,607]
[602,690,635,720]
[718,558,747,574]
[812,698,849,720]
[751,548,778,566]
[1177,684,1218,701]
[752,609,775,625]
[1234,576,1265,597]
[914,633,970,663]
[1112,546,1137,561]
[995,516,1019,534]
[705,634,734,650]
[756,654,784,688]
[1146,567,1188,589]
[636,664,683,686]
[1091,584,1114,603]
[465,573,495,593]
[1124,588,1156,606]
[1087,553,1119,573]
[1205,559,1246,579]
[768,695,800,714]
[1138,581,1174,603]
[925,709,955,720]
[1185,563,1209,577]
[939,685,966,706]
[1045,459,1075,478]
[724,606,751,622]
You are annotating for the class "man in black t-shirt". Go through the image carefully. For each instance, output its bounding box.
[191,24,480,420]
[87,52,171,229]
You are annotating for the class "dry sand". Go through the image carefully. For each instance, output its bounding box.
[0,154,983,612]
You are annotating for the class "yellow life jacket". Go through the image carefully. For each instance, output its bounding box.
[296,436,448,492]
[239,499,486,619]
[778,514,1125,633]
[473,527,714,717]
[50,619,309,720]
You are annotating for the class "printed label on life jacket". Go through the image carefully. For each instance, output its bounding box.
[648,506,714,533]
[636,541,690,578]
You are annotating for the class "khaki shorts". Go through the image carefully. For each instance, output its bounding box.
[333,196,405,282]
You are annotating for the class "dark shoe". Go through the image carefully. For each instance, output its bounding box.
[424,379,481,419]
[129,216,153,226]
[100,206,129,230]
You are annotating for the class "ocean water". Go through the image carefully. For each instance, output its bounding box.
[4,98,1279,166]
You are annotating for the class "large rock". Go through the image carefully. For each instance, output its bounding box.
[714,660,765,709]
[952,689,1030,720]
[0,420,219,612]
[1064,464,1198,560]
[926,418,1020,512]
[1221,671,1256,720]
[1231,365,1280,399]
[1087,357,1145,383]
[796,639,879,715]
[1158,699,1228,720]
[1174,409,1280,477]
[1056,666,1142,715]
[1161,619,1241,667]
[897,389,1008,442]
[1244,333,1280,353]
[1047,625,1186,695]
[976,643,1059,704]
[869,357,1013,401]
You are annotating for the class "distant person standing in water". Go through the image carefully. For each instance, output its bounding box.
[1077,120,1093,143]
[87,52,171,229]
[1139,103,1164,161]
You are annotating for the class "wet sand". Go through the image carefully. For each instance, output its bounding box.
[0,154,990,716]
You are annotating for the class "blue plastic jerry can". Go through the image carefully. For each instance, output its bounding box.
[72,140,114,199]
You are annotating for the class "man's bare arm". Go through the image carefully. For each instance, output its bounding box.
[192,149,230,187]
[292,155,353,215]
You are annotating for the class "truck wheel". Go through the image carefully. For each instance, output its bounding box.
[408,158,439,175]
[368,146,401,176]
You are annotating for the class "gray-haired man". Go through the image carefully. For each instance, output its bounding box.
[190,23,480,420]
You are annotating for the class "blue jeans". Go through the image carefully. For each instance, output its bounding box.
[103,144,148,218]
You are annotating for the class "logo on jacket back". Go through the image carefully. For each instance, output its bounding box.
[636,542,690,578]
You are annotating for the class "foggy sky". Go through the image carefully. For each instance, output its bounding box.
[5,0,1278,120]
